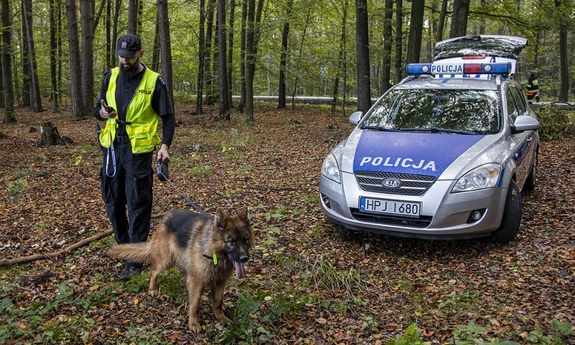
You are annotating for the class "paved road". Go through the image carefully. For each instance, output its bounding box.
[236,96,575,109]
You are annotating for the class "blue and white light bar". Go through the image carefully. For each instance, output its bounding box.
[407,62,511,76]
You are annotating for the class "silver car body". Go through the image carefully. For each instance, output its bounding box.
[319,37,539,241]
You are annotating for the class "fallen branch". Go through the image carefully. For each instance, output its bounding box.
[0,230,113,267]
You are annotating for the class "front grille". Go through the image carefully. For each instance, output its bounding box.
[350,208,432,228]
[355,171,436,196]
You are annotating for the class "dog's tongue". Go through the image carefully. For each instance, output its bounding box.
[235,262,247,278]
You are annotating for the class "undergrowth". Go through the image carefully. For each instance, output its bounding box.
[535,105,575,141]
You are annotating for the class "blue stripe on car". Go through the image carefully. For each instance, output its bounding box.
[353,131,484,178]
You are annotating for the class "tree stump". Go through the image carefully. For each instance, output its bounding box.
[38,122,71,146]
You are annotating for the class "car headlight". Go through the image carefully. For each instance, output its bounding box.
[452,163,501,192]
[321,153,341,183]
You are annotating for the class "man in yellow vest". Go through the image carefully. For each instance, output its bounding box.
[93,34,175,281]
[526,71,540,103]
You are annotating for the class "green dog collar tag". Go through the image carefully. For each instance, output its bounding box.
[212,252,218,265]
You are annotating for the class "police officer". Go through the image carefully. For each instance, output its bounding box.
[94,34,176,281]
[526,71,540,103]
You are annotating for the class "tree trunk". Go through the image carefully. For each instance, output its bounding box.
[227,0,236,107]
[0,52,4,109]
[355,0,371,114]
[245,0,255,121]
[80,0,95,115]
[1,0,16,124]
[204,0,216,106]
[157,0,175,107]
[22,0,43,112]
[106,0,114,69]
[49,0,60,113]
[555,0,569,102]
[152,19,160,72]
[278,0,293,109]
[218,0,230,119]
[128,0,138,34]
[93,0,106,32]
[210,8,219,107]
[21,1,31,107]
[237,0,247,113]
[111,0,122,68]
[394,0,403,83]
[449,0,469,38]
[196,0,206,115]
[406,0,424,64]
[381,0,393,94]
[65,0,85,120]
[57,1,63,107]
[331,0,348,116]
[436,0,448,42]
[290,7,311,110]
[245,0,265,120]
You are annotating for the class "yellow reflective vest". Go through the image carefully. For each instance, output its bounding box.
[98,67,161,153]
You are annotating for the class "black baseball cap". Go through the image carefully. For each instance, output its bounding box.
[116,34,142,58]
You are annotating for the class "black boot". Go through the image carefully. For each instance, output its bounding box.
[119,261,143,281]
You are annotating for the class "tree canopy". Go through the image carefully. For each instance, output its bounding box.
[0,0,573,122]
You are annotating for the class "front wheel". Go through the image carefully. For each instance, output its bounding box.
[487,180,522,244]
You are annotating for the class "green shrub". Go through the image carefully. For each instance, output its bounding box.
[535,105,575,141]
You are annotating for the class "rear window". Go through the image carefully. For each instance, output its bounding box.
[363,89,501,134]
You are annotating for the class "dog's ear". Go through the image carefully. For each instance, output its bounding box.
[237,206,249,225]
[215,208,228,229]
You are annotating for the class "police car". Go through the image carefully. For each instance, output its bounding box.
[319,36,539,243]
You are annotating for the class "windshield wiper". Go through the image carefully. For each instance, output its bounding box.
[399,127,478,135]
[361,125,400,132]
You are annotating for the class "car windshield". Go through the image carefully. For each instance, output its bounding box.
[361,89,501,135]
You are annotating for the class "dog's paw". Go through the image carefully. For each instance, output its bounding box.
[188,320,202,332]
[148,289,160,297]
[215,309,233,324]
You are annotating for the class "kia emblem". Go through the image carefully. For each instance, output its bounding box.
[382,177,401,188]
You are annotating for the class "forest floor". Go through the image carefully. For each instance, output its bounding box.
[0,103,574,344]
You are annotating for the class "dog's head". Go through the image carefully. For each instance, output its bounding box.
[212,206,254,278]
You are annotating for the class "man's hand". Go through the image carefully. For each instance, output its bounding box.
[100,100,117,119]
[157,144,170,163]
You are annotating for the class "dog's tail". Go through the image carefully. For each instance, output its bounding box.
[108,242,152,263]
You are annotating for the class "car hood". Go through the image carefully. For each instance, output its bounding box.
[341,130,504,179]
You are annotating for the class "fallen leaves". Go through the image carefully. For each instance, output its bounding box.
[0,104,574,344]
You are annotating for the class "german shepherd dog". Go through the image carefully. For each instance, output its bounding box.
[108,207,253,332]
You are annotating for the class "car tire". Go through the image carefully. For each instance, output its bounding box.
[487,180,522,244]
[523,150,537,191]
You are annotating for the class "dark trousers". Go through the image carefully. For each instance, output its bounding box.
[100,140,153,245]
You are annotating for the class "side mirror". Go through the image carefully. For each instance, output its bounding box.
[511,115,539,134]
[349,111,363,125]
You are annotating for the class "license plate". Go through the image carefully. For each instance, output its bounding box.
[359,197,420,217]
